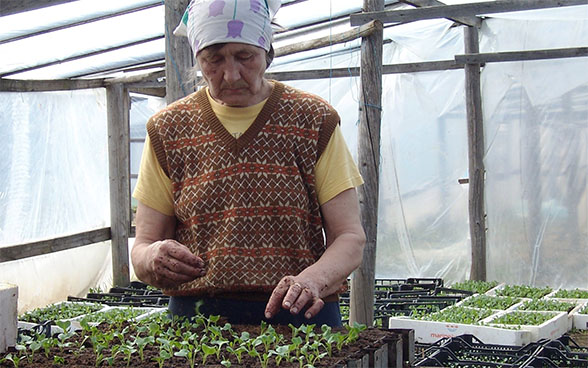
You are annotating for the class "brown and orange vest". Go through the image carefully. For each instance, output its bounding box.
[147,81,340,297]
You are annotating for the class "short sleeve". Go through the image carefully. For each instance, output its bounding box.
[314,125,363,205]
[132,135,175,216]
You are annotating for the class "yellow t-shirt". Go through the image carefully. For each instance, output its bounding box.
[133,90,363,216]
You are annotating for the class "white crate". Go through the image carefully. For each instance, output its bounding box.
[572,304,588,330]
[514,298,585,331]
[485,310,569,342]
[388,316,532,346]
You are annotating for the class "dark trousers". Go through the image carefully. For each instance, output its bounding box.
[168,295,343,327]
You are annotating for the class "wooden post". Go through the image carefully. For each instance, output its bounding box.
[350,0,385,326]
[107,83,131,287]
[165,0,195,104]
[464,26,487,281]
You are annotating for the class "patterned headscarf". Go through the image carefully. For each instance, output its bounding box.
[174,0,281,57]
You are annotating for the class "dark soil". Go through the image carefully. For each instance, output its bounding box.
[1,322,394,368]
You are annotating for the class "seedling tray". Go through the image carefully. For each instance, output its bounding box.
[414,333,588,367]
[485,310,569,342]
[389,314,532,346]
[18,301,108,335]
[68,293,169,307]
[572,304,588,330]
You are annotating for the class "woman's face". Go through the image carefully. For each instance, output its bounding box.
[197,43,271,107]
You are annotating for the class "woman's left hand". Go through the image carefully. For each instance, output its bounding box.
[264,276,325,320]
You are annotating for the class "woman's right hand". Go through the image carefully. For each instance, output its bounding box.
[132,202,206,289]
[143,239,206,289]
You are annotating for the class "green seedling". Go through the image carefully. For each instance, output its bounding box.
[520,299,576,312]
[496,284,552,299]
[553,288,588,299]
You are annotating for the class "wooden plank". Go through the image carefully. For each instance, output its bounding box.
[351,0,588,26]
[275,21,381,58]
[0,0,78,17]
[106,83,131,287]
[105,70,165,86]
[127,87,166,98]
[268,59,461,81]
[350,0,385,327]
[0,78,104,92]
[164,0,195,104]
[400,0,481,27]
[455,46,588,64]
[464,26,486,281]
[0,228,111,262]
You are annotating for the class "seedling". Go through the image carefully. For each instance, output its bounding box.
[491,311,558,326]
[495,284,552,299]
[461,295,521,310]
[520,299,576,312]
[449,280,500,294]
[553,288,588,299]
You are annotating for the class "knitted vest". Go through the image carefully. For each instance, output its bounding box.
[146,81,340,297]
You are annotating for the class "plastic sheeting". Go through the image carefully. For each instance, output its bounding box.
[481,8,588,288]
[0,89,112,313]
[0,90,165,313]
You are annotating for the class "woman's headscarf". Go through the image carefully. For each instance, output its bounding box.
[174,0,281,57]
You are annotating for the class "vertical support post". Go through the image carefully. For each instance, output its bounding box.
[107,83,131,287]
[165,0,195,104]
[464,26,487,281]
[350,0,384,326]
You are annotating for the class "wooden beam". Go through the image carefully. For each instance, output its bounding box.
[106,83,131,287]
[127,87,166,98]
[455,46,588,64]
[350,0,385,327]
[0,0,78,17]
[275,21,381,58]
[0,228,111,262]
[399,0,481,27]
[350,0,588,26]
[105,70,165,86]
[0,78,104,92]
[266,59,461,80]
[464,26,486,281]
[164,0,195,104]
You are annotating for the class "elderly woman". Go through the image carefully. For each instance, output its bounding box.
[131,0,365,327]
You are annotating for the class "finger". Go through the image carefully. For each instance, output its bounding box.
[265,277,294,319]
[287,283,312,315]
[282,282,308,314]
[153,262,200,285]
[163,240,205,269]
[165,257,206,278]
[303,298,325,319]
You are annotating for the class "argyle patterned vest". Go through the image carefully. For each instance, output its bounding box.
[146,81,340,297]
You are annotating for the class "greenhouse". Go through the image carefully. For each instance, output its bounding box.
[1,0,587,366]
